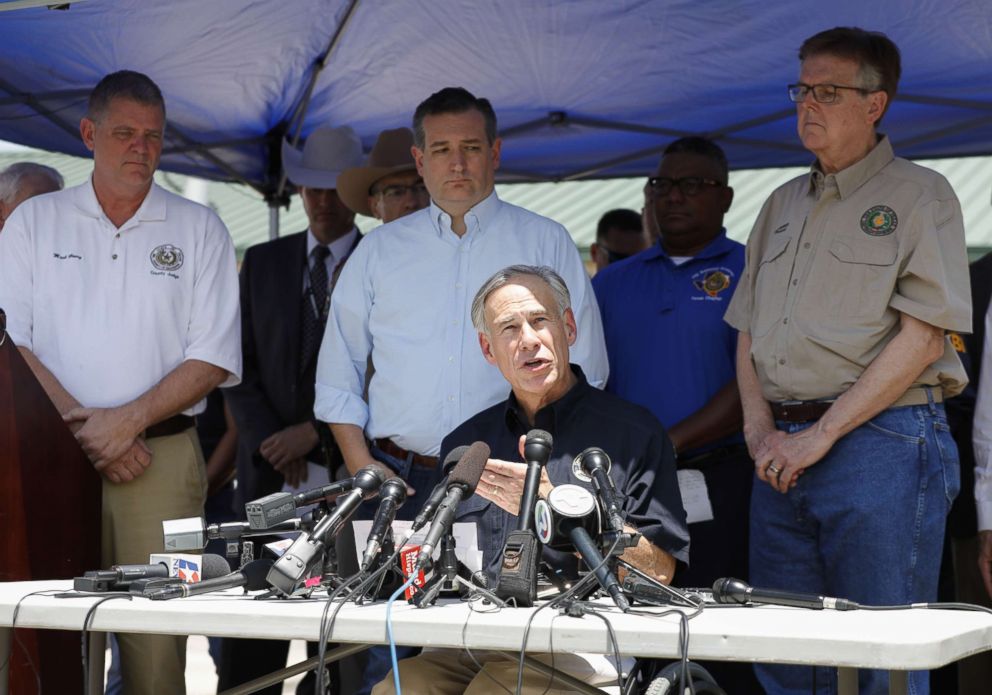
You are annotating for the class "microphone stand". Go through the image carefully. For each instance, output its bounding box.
[411,531,505,608]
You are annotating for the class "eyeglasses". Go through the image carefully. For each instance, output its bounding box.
[787,82,873,104]
[375,182,429,200]
[646,176,723,197]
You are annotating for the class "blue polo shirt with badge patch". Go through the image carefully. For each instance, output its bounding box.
[592,231,744,456]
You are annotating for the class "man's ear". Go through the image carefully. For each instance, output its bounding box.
[866,91,888,127]
[478,331,498,365]
[412,145,425,177]
[564,308,577,346]
[80,117,96,152]
[490,137,502,171]
[721,185,734,214]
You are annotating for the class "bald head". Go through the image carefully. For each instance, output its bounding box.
[0,162,64,231]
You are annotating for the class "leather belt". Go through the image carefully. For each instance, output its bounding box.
[373,438,439,469]
[770,387,943,424]
[145,414,195,439]
[769,400,834,423]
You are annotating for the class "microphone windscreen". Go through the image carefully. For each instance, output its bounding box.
[242,559,275,590]
[526,429,553,449]
[448,441,490,494]
[201,553,233,580]
[442,445,470,474]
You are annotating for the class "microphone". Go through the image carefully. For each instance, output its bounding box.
[415,441,489,571]
[517,429,552,531]
[540,484,628,611]
[711,578,860,611]
[411,446,468,532]
[146,557,272,600]
[163,516,304,551]
[245,478,356,530]
[361,477,408,570]
[267,465,386,595]
[574,447,624,532]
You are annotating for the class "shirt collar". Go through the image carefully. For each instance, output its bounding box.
[645,229,735,264]
[73,176,166,225]
[428,189,501,239]
[503,364,590,434]
[307,226,358,265]
[807,134,894,200]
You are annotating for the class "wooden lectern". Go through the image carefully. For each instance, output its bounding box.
[0,315,101,693]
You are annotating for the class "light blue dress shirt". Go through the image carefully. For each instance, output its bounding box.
[314,190,608,457]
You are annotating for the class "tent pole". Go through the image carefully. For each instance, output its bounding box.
[269,203,280,240]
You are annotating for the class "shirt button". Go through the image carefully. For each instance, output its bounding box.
[792,278,798,286]
[779,358,786,365]
[783,318,788,324]
[115,233,121,239]
[455,283,463,289]
[448,395,455,402]
[448,356,454,362]
[112,253,118,260]
[803,242,811,249]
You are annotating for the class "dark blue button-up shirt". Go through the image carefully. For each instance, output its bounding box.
[440,366,690,583]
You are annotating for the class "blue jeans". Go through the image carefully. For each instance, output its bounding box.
[750,397,959,695]
[356,445,443,695]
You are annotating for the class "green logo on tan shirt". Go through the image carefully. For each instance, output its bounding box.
[860,205,898,236]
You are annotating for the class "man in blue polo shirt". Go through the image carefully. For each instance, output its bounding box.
[593,136,759,693]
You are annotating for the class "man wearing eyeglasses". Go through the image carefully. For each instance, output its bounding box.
[594,136,761,693]
[725,27,969,695]
[337,127,430,224]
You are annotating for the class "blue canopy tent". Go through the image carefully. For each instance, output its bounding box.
[1,0,990,234]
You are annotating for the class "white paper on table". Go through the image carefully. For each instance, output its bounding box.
[677,468,714,524]
[351,519,482,573]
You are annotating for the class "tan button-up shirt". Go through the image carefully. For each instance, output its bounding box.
[725,135,970,402]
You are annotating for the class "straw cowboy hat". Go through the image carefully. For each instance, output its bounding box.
[281,125,364,189]
[336,128,419,217]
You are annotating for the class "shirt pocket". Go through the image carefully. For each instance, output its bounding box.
[751,233,793,337]
[822,235,898,321]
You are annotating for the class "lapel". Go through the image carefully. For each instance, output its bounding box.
[282,231,309,380]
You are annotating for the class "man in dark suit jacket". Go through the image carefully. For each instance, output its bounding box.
[219,125,364,695]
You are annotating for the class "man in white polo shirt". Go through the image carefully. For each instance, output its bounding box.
[0,70,241,694]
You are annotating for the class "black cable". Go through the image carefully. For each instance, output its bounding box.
[79,594,132,695]
[0,589,61,695]
[583,608,624,694]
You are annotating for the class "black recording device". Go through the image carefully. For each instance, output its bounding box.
[495,429,552,607]
[146,557,272,600]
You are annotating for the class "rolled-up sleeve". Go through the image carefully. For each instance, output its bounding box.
[314,236,373,428]
[185,213,242,385]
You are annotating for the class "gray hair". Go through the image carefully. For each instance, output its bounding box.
[0,162,64,204]
[471,265,572,335]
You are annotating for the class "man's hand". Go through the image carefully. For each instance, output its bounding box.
[273,458,308,489]
[65,405,143,467]
[755,423,836,493]
[259,422,319,468]
[476,459,554,516]
[979,530,992,600]
[97,439,153,484]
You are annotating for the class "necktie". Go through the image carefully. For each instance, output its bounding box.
[300,245,330,373]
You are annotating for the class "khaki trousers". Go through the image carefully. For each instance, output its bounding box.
[370,648,620,695]
[102,428,206,695]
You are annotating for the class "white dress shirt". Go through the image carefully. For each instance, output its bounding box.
[314,190,607,456]
[0,178,241,414]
